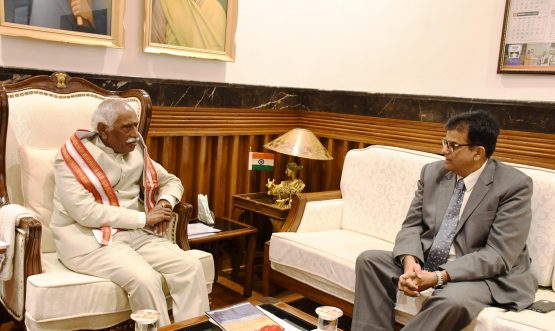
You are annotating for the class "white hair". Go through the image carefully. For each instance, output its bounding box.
[91,99,136,132]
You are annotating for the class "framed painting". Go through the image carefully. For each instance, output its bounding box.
[498,0,555,74]
[144,0,238,61]
[0,0,124,48]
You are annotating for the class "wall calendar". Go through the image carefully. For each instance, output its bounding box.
[498,0,555,74]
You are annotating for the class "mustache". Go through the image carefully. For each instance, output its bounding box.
[126,137,139,144]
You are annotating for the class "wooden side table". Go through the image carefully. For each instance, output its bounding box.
[232,192,290,232]
[188,217,257,297]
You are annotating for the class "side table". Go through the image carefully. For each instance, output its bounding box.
[232,192,290,232]
[188,217,257,297]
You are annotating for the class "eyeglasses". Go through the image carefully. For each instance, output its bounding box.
[441,138,473,152]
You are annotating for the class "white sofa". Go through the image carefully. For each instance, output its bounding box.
[264,145,555,330]
[0,73,215,330]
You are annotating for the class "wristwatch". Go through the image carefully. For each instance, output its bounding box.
[435,270,444,288]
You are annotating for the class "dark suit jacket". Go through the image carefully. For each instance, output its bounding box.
[393,159,537,310]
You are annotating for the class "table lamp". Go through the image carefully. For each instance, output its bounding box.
[263,128,333,208]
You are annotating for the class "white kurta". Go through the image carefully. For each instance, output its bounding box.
[50,135,208,325]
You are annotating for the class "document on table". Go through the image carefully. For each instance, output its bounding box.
[206,302,285,331]
[187,222,221,239]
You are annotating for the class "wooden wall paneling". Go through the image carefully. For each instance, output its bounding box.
[179,136,195,208]
[322,137,335,191]
[495,130,555,169]
[304,158,321,192]
[303,112,444,148]
[211,135,227,217]
[227,135,241,216]
[161,137,176,174]
[195,136,214,214]
[242,136,251,197]
[145,136,158,161]
[172,137,183,179]
[150,107,300,136]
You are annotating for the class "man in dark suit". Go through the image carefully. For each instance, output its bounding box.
[352,111,537,331]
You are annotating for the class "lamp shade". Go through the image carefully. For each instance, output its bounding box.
[264,128,333,160]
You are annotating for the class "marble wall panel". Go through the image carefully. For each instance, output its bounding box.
[1,67,553,133]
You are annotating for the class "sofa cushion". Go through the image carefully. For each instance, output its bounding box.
[18,146,58,253]
[296,199,344,233]
[27,253,132,325]
[6,91,141,211]
[508,163,555,287]
[340,146,443,243]
[270,229,394,296]
[27,249,214,325]
[488,288,555,330]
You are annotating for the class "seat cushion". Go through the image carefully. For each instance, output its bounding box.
[269,229,394,299]
[488,288,555,330]
[26,249,214,326]
[18,146,58,253]
[340,146,442,243]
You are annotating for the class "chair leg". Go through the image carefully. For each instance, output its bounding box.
[0,304,23,330]
[262,241,275,296]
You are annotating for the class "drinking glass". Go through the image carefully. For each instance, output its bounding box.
[130,309,160,331]
[315,306,343,331]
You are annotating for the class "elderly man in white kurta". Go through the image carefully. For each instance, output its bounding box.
[50,99,209,326]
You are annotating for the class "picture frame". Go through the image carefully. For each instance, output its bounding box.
[498,0,555,74]
[144,0,238,62]
[0,0,125,48]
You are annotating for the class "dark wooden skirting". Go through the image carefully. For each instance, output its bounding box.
[147,106,555,219]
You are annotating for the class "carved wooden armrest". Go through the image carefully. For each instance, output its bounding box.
[281,190,342,232]
[173,202,193,250]
[18,216,43,278]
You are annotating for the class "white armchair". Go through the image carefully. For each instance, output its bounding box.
[0,73,214,330]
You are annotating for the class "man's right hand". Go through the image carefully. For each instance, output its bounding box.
[398,255,422,297]
[146,204,173,226]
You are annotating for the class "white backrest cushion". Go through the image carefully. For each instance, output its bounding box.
[296,199,344,233]
[340,145,443,242]
[18,146,58,253]
[506,163,555,287]
[6,90,141,253]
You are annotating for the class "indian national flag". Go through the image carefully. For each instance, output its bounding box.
[248,152,274,171]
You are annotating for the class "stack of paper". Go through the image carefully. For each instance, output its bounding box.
[188,222,221,239]
[206,302,284,331]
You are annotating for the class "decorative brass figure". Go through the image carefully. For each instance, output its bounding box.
[54,72,67,88]
[266,162,306,208]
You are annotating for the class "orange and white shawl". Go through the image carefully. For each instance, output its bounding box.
[60,130,158,245]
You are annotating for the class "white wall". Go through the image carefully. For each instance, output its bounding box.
[0,0,553,102]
